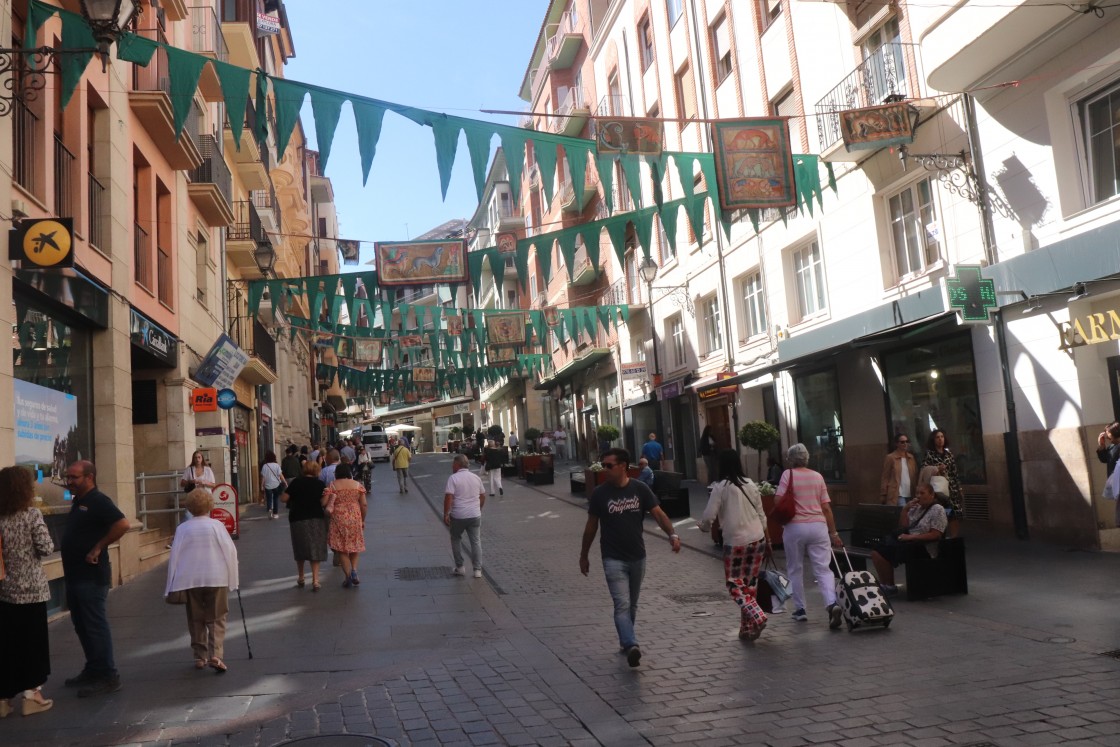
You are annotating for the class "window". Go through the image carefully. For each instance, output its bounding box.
[740,272,767,339]
[792,241,826,319]
[710,14,732,83]
[639,16,654,71]
[668,315,685,367]
[195,230,210,308]
[505,289,518,308]
[888,177,941,277]
[667,0,683,27]
[701,295,723,353]
[758,0,782,31]
[658,214,675,262]
[674,63,697,121]
[771,89,794,118]
[793,368,845,481]
[862,18,907,105]
[1083,83,1120,204]
[626,251,642,305]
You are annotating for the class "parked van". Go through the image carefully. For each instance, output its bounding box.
[362,424,389,462]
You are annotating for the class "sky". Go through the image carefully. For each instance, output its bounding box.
[282,1,549,266]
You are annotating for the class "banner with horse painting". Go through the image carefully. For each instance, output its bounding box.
[595,116,664,156]
[712,119,795,210]
[375,239,468,287]
[486,312,526,346]
[840,102,914,152]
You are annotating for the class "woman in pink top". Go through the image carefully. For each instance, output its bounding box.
[775,443,843,628]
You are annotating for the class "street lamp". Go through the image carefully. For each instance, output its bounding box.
[253,241,277,276]
[80,0,141,61]
[638,255,661,388]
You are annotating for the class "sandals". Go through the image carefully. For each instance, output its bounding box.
[194,659,207,669]
[209,657,228,674]
[312,582,321,592]
[296,577,306,588]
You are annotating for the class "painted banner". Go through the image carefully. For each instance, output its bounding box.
[397,334,425,347]
[543,306,561,327]
[840,102,914,152]
[353,339,383,364]
[496,232,518,253]
[194,333,250,390]
[488,346,516,366]
[14,379,78,508]
[712,119,796,210]
[375,239,468,286]
[413,367,436,383]
[486,312,526,346]
[446,316,463,335]
[338,238,361,265]
[595,117,664,156]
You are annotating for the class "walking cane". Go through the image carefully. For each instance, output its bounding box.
[235,587,253,659]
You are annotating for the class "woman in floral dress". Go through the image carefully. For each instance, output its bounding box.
[324,463,367,588]
[922,429,965,537]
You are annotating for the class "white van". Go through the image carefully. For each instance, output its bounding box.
[362,425,389,462]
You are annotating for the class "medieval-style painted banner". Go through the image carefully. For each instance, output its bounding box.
[543,306,561,327]
[595,117,664,156]
[338,239,361,265]
[840,102,915,152]
[711,119,796,210]
[353,339,383,364]
[376,239,468,286]
[397,334,425,347]
[412,367,436,383]
[488,346,517,365]
[446,316,463,335]
[496,232,518,253]
[486,313,526,346]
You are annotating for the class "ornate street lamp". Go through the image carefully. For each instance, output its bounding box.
[253,241,277,277]
[79,0,141,61]
[637,256,661,389]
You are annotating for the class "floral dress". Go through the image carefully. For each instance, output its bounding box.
[325,481,366,553]
[922,448,965,517]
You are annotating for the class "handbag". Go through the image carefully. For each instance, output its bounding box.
[769,470,797,525]
[758,557,792,605]
[183,481,196,493]
[165,589,187,605]
[1105,466,1120,501]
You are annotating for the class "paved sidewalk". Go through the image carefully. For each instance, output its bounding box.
[4,452,1120,746]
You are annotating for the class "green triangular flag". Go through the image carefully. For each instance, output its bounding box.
[488,249,505,297]
[500,130,527,205]
[468,250,486,299]
[685,192,707,249]
[535,140,558,208]
[352,99,387,186]
[558,230,579,283]
[605,219,627,268]
[565,144,590,208]
[270,77,307,162]
[310,88,346,170]
[597,152,617,215]
[211,60,252,148]
[26,0,54,50]
[515,241,530,292]
[633,210,655,259]
[59,10,97,111]
[579,225,602,275]
[620,154,643,209]
[430,116,462,200]
[535,238,553,285]
[659,204,679,256]
[673,153,698,202]
[115,32,158,66]
[463,122,494,201]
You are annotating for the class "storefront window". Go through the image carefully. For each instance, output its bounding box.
[882,335,985,483]
[793,368,845,481]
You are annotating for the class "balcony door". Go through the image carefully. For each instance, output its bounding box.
[860,18,906,106]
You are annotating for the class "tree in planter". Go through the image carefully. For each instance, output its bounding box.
[486,424,505,445]
[739,420,780,481]
[524,427,542,452]
[596,424,620,457]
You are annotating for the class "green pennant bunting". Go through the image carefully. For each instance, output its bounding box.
[430,116,463,200]
[352,99,388,186]
[605,219,627,269]
[310,88,346,169]
[58,9,96,111]
[659,205,679,256]
[500,129,527,205]
[558,230,578,283]
[566,144,590,208]
[515,242,530,292]
[26,0,54,50]
[620,154,643,209]
[535,237,553,285]
[463,121,495,201]
[270,77,307,162]
[534,139,558,208]
[579,225,602,276]
[598,305,611,334]
[597,152,617,215]
[633,210,655,259]
[468,250,486,299]
[684,192,707,249]
[211,60,252,148]
[488,249,506,297]
[115,31,158,66]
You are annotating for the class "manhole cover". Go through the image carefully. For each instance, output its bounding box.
[395,566,453,581]
[666,592,728,605]
[275,736,393,746]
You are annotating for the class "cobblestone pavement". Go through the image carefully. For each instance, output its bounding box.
[6,453,1120,747]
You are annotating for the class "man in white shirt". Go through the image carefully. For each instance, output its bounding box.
[553,426,568,461]
[443,454,486,578]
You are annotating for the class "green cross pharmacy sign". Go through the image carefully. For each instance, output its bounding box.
[946,265,997,323]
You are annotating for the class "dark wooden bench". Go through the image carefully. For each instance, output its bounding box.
[570,470,586,494]
[652,471,690,519]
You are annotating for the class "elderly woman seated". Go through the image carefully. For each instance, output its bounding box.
[871,482,948,596]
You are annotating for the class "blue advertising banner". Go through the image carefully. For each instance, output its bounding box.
[14,378,79,505]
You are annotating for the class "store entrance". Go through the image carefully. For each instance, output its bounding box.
[1109,356,1120,422]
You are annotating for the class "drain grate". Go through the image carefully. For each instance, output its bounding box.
[666,592,729,605]
[1099,649,1120,659]
[394,566,454,581]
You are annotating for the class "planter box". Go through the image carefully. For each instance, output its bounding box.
[501,465,518,478]
[518,454,553,478]
[526,470,554,486]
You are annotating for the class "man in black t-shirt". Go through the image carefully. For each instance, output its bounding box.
[579,447,681,667]
[61,461,130,697]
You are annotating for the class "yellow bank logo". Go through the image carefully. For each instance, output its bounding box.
[10,217,74,268]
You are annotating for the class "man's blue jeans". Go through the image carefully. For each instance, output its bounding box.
[602,557,645,649]
[66,580,117,678]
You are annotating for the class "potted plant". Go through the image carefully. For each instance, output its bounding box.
[596,424,620,456]
[487,424,505,445]
[524,427,542,451]
[519,428,543,478]
[448,426,461,453]
[739,420,779,481]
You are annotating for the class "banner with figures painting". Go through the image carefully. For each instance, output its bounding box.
[413,367,436,383]
[543,306,561,327]
[594,116,664,156]
[353,339,383,364]
[446,315,463,335]
[840,102,914,152]
[486,312,526,346]
[488,346,516,366]
[375,239,468,287]
[711,119,795,210]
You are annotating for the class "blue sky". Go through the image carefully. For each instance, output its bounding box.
[283,2,548,263]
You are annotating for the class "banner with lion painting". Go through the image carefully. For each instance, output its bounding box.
[486,312,526,346]
[375,239,468,287]
[712,119,795,210]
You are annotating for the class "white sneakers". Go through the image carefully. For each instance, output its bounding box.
[452,567,465,576]
[473,569,483,578]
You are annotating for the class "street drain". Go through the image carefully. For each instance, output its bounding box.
[666,592,729,605]
[394,566,454,581]
[1099,649,1120,659]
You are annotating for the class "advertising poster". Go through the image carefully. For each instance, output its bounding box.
[14,379,79,507]
[195,333,250,390]
[211,483,240,538]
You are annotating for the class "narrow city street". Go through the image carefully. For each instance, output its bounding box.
[5,453,1120,747]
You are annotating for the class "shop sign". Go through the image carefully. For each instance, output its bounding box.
[699,371,737,400]
[660,380,682,400]
[217,388,237,410]
[620,362,647,380]
[210,483,240,539]
[322,415,335,427]
[259,402,271,423]
[1059,309,1120,350]
[192,388,218,412]
[10,217,74,268]
[129,308,177,367]
[946,265,997,323]
[256,11,280,34]
[195,333,250,390]
[453,403,470,414]
[399,417,414,425]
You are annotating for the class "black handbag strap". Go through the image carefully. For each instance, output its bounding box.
[906,503,934,533]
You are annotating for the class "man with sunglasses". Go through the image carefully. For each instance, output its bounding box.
[579,448,681,667]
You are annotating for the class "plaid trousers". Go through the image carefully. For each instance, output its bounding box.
[723,541,768,634]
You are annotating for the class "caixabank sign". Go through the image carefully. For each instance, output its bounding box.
[9,217,74,268]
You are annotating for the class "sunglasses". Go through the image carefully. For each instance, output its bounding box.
[601,461,622,468]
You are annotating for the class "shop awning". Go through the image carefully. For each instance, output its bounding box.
[849,311,956,348]
[534,348,611,390]
[693,361,785,394]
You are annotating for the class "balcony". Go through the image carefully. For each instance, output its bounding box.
[494,202,523,231]
[251,187,281,233]
[188,134,235,227]
[54,135,75,219]
[392,285,438,306]
[503,254,518,277]
[603,277,627,307]
[226,200,269,275]
[560,167,597,214]
[223,100,268,189]
[14,98,42,200]
[130,28,203,170]
[228,313,278,385]
[551,85,590,137]
[134,223,153,291]
[596,93,630,118]
[161,0,188,21]
[88,173,107,252]
[565,242,597,287]
[188,5,228,102]
[814,43,935,161]
[220,0,261,71]
[545,9,582,71]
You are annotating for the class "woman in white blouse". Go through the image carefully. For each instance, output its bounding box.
[181,450,216,494]
[165,489,239,673]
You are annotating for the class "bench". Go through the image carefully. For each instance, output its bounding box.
[837,503,967,601]
[570,470,586,494]
[652,471,691,519]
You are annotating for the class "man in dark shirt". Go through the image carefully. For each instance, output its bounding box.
[61,460,129,697]
[579,448,680,667]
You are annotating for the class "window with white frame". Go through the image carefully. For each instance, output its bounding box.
[667,0,683,27]
[1082,82,1120,205]
[668,314,685,367]
[710,13,732,84]
[701,295,723,353]
[658,215,675,261]
[639,16,654,71]
[739,272,767,339]
[792,241,827,319]
[888,177,940,278]
[632,335,646,363]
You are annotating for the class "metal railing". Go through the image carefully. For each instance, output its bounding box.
[250,186,281,228]
[228,199,264,242]
[14,99,41,197]
[132,28,171,95]
[88,172,107,251]
[189,5,228,62]
[157,245,173,306]
[53,134,75,218]
[603,277,627,307]
[134,223,153,289]
[394,285,436,304]
[136,471,188,531]
[189,133,233,204]
[596,93,629,117]
[815,43,924,152]
[545,8,579,60]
